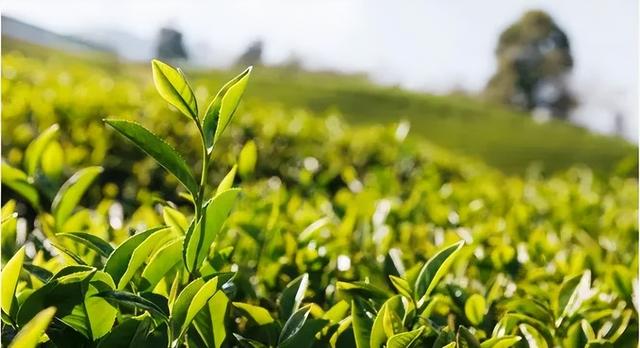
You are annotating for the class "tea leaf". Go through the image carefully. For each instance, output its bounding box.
[203,67,252,152]
[278,306,326,348]
[238,140,257,178]
[216,165,237,195]
[105,119,198,199]
[233,302,275,325]
[479,336,522,348]
[151,59,198,122]
[163,206,189,235]
[1,162,40,210]
[52,166,103,230]
[2,246,25,320]
[414,240,464,303]
[351,298,374,348]
[8,307,56,348]
[519,323,549,348]
[279,273,309,320]
[171,277,220,340]
[116,228,172,289]
[24,124,59,176]
[104,226,168,285]
[386,326,425,348]
[17,269,117,340]
[465,294,487,326]
[183,188,240,272]
[371,295,403,348]
[140,238,183,291]
[58,232,114,258]
[97,290,169,322]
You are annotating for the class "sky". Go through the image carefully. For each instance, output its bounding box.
[3,0,638,140]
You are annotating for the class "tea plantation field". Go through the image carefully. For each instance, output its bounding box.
[1,39,638,347]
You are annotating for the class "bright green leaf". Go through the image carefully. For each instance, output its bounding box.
[104,226,168,285]
[140,238,183,291]
[203,67,252,152]
[24,124,59,176]
[57,232,114,258]
[233,302,275,326]
[519,323,548,348]
[386,326,425,348]
[183,188,240,272]
[163,206,188,235]
[1,162,40,210]
[151,59,198,121]
[465,294,487,326]
[414,241,464,303]
[238,140,257,178]
[51,166,103,230]
[2,246,25,320]
[216,165,237,195]
[9,307,56,348]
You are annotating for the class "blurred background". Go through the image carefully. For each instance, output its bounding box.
[1,0,638,176]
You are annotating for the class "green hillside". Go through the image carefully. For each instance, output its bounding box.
[3,37,637,175]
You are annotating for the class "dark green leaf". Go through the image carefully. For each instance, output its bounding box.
[351,298,374,348]
[456,326,480,348]
[278,273,309,320]
[23,263,53,283]
[96,290,169,322]
[105,119,198,199]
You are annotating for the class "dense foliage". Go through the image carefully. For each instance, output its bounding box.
[1,52,638,347]
[3,38,636,175]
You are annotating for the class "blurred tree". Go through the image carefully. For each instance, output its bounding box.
[485,10,575,119]
[156,27,188,62]
[235,40,263,67]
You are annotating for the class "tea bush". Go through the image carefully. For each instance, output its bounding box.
[1,56,638,347]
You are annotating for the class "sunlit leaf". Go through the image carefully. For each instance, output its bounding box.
[1,162,40,209]
[465,294,487,326]
[386,326,425,348]
[183,188,239,272]
[278,273,309,320]
[140,238,183,291]
[58,232,114,258]
[51,166,103,230]
[151,59,198,121]
[351,298,374,348]
[2,246,25,321]
[104,226,168,285]
[24,123,59,176]
[8,307,56,348]
[414,241,464,303]
[203,67,252,152]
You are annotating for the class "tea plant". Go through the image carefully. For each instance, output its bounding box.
[1,58,637,348]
